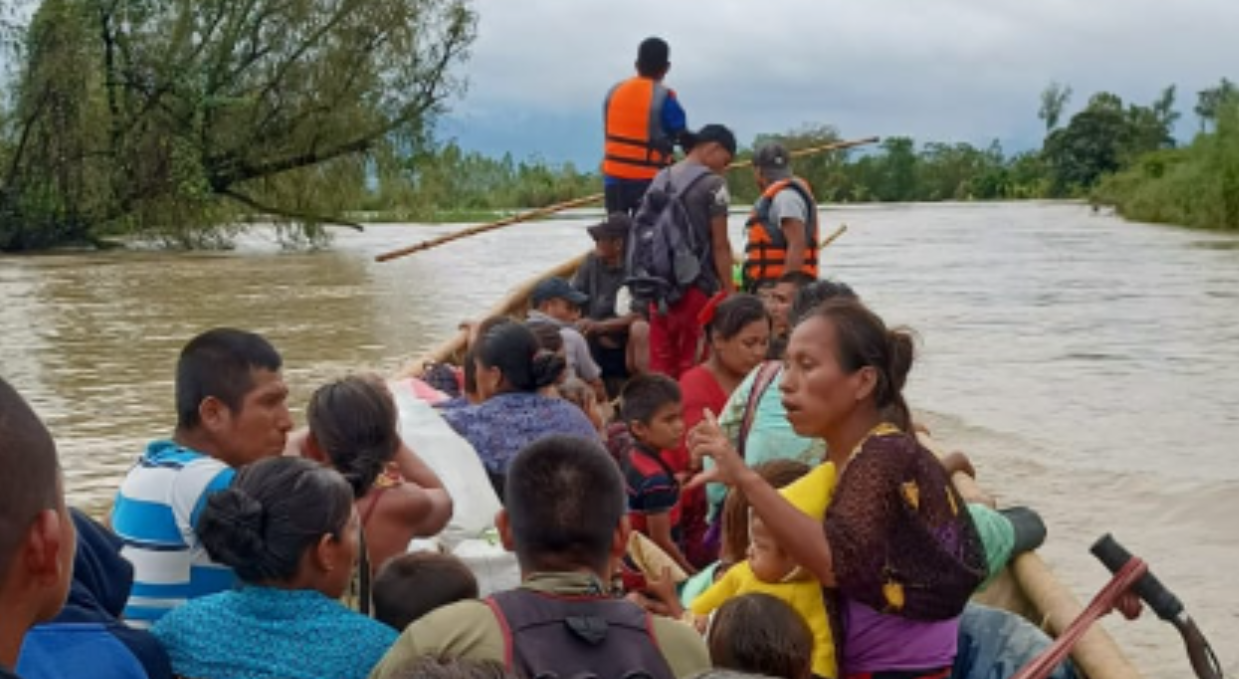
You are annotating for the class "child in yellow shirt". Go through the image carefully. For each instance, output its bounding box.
[690,462,838,679]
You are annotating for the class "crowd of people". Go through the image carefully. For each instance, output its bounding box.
[0,35,1085,679]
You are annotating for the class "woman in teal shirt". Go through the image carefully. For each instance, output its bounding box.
[152,457,396,679]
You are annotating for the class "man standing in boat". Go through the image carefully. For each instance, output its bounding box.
[644,124,737,379]
[602,37,690,216]
[743,142,819,292]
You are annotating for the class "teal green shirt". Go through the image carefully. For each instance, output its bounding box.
[707,364,826,517]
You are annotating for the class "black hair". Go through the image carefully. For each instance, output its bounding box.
[384,658,516,679]
[198,457,353,583]
[777,271,816,288]
[307,375,400,498]
[0,377,60,577]
[525,321,565,354]
[707,593,814,679]
[810,298,916,432]
[474,319,565,394]
[504,436,626,574]
[618,374,681,426]
[373,551,479,631]
[706,294,770,342]
[789,279,858,327]
[176,328,282,430]
[636,37,670,77]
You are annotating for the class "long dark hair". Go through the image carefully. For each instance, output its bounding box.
[811,298,916,432]
[307,375,400,498]
[198,457,353,584]
[474,318,564,394]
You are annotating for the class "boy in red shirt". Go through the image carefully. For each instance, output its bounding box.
[616,375,694,575]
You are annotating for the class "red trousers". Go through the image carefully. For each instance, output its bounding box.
[648,287,710,380]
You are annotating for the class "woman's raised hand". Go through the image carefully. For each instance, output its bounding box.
[687,408,747,487]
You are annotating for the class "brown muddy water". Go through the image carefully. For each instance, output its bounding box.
[1,202,1236,677]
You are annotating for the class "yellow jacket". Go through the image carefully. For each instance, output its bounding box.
[689,462,841,678]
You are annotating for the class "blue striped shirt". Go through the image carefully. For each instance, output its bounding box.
[110,441,237,627]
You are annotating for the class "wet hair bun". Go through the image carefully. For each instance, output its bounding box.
[530,349,567,390]
[198,487,266,569]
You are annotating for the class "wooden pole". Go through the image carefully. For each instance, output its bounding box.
[375,136,880,262]
[818,224,848,251]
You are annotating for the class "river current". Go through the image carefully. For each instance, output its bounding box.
[1,202,1236,677]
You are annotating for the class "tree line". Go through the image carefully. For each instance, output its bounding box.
[2,0,1236,252]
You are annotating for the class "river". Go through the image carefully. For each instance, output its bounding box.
[1,202,1236,677]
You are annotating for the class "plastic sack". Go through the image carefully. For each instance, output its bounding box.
[387,378,502,548]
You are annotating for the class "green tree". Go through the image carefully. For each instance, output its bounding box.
[1,0,477,250]
[1194,78,1238,132]
[1038,81,1073,133]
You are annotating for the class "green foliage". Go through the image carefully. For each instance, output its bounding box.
[1096,102,1239,230]
[1041,89,1178,196]
[0,0,477,251]
[1039,82,1073,132]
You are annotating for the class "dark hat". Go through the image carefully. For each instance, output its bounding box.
[684,124,737,157]
[531,277,589,308]
[754,142,792,171]
[587,213,632,241]
[637,37,670,72]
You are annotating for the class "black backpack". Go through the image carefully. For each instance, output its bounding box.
[486,588,676,679]
[625,164,713,313]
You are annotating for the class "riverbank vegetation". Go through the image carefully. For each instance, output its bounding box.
[0,0,477,251]
[2,0,1236,251]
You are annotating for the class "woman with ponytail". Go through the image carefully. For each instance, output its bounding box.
[302,375,452,576]
[443,317,599,500]
[151,457,397,679]
[690,298,987,679]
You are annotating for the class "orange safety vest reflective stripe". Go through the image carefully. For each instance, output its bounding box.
[603,77,674,180]
[743,177,819,287]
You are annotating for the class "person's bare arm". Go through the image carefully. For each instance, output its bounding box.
[391,441,453,534]
[690,410,836,585]
[710,214,735,294]
[647,512,698,576]
[781,217,806,273]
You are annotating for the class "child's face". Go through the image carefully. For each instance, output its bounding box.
[633,401,684,451]
[748,515,798,582]
[545,298,582,323]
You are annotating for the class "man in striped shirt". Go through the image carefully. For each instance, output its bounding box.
[110,329,292,627]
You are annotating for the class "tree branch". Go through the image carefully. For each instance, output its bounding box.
[219,187,364,230]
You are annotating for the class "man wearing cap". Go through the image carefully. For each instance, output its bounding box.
[644,123,737,379]
[602,37,690,216]
[573,213,644,395]
[743,142,819,291]
[529,277,606,400]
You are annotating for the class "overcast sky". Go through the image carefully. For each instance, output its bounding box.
[441,0,1239,165]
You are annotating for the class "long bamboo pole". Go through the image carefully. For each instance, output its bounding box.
[375,136,880,262]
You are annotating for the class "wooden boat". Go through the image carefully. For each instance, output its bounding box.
[396,253,1142,679]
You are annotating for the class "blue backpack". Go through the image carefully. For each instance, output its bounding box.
[625,164,713,313]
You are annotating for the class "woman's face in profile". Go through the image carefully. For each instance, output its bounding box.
[780,316,867,438]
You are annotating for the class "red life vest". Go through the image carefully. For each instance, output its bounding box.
[743,177,819,286]
[603,77,674,180]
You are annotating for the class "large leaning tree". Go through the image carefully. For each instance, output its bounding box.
[0,0,476,250]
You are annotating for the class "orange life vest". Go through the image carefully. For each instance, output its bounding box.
[603,77,675,180]
[743,177,819,287]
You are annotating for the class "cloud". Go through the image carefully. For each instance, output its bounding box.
[442,0,1239,164]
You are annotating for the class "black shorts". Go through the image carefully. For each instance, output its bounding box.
[604,179,652,216]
